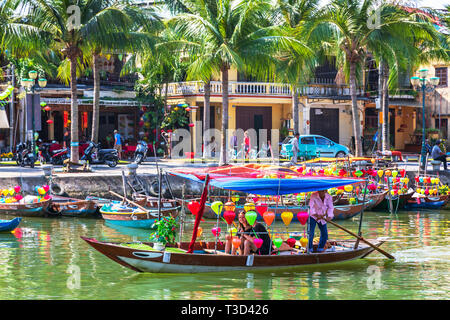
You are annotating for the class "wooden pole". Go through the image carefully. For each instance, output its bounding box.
[387,176,393,214]
[109,190,148,213]
[158,168,162,220]
[121,170,127,205]
[327,220,395,259]
[354,179,369,249]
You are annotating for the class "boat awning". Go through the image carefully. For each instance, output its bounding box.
[168,164,363,195]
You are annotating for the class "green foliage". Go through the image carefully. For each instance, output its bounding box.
[149,217,179,245]
[161,105,189,130]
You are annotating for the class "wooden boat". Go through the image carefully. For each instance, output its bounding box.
[372,189,414,211]
[335,191,388,211]
[100,203,179,229]
[81,237,387,273]
[48,196,99,218]
[404,194,449,210]
[0,217,22,232]
[132,195,180,216]
[0,196,53,217]
[333,201,372,220]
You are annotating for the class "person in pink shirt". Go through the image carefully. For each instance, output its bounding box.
[308,189,334,252]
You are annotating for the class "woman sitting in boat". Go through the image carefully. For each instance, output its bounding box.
[308,189,334,253]
[225,211,271,255]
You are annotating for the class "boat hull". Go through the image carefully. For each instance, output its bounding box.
[0,199,52,217]
[101,207,179,229]
[82,238,386,274]
[404,194,449,210]
[0,217,22,232]
[51,196,99,217]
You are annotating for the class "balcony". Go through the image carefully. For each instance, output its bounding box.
[41,97,147,107]
[163,80,368,103]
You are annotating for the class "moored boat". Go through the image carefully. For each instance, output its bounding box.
[0,196,53,217]
[404,194,449,210]
[0,217,22,232]
[81,237,387,273]
[100,202,179,229]
[48,196,99,217]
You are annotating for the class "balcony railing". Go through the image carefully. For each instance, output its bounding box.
[163,80,368,99]
[42,97,147,107]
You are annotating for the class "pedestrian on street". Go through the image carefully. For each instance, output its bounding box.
[290,133,300,165]
[114,130,122,160]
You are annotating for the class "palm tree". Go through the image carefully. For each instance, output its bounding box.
[169,0,302,165]
[10,0,153,163]
[273,0,318,135]
[307,0,443,156]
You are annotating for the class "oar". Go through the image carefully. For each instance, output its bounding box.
[327,220,395,260]
[109,190,149,213]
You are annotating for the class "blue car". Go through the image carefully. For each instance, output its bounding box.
[280,134,350,158]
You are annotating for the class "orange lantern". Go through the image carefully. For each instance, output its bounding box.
[224,201,235,212]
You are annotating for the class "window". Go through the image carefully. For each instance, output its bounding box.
[435,67,448,87]
[301,137,315,145]
[315,137,332,146]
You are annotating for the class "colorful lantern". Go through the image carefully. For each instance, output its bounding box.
[297,211,309,225]
[232,237,241,249]
[14,185,21,193]
[211,201,223,216]
[263,211,275,226]
[344,185,353,192]
[287,238,296,248]
[197,227,203,237]
[254,238,263,249]
[245,211,257,225]
[281,211,293,226]
[187,201,201,216]
[273,238,283,248]
[255,203,268,216]
[223,211,236,225]
[231,195,240,203]
[244,202,255,212]
[211,227,220,237]
[377,170,384,178]
[224,201,235,212]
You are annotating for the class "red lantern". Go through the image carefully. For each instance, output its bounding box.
[188,123,195,127]
[223,210,236,225]
[44,106,51,112]
[46,119,53,124]
[185,107,191,112]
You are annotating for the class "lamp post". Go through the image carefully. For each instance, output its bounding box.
[21,71,47,158]
[410,68,439,170]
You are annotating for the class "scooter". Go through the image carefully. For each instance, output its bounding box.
[38,141,68,165]
[134,140,148,164]
[14,142,36,168]
[80,141,119,167]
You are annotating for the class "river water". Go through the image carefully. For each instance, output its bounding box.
[0,208,448,300]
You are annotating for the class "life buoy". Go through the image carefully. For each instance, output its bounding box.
[50,183,65,196]
[149,180,167,197]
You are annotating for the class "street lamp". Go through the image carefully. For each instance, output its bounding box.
[410,68,439,170]
[21,70,47,158]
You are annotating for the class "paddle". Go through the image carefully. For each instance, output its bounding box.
[326,219,395,260]
[109,190,149,214]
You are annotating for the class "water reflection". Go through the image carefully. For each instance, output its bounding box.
[0,210,448,299]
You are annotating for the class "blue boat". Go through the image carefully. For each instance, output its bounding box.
[404,195,449,210]
[0,217,22,232]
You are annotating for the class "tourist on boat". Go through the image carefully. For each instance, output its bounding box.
[308,189,334,253]
[290,133,300,165]
[225,211,271,255]
[431,140,448,170]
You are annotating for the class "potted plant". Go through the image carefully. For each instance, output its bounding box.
[149,216,178,250]
[426,128,440,140]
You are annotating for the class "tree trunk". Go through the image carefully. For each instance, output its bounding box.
[91,53,100,143]
[292,85,299,134]
[203,79,211,158]
[70,55,79,163]
[380,60,390,151]
[349,62,362,157]
[219,66,229,166]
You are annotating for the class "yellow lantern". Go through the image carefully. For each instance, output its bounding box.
[244,202,255,213]
[344,185,353,192]
[281,211,293,226]
[224,201,235,212]
[377,170,384,177]
[300,237,308,248]
[1,189,8,197]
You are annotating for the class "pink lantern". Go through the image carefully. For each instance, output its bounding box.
[14,194,23,201]
[188,123,195,127]
[46,120,53,124]
[255,203,268,216]
[42,185,50,193]
[254,238,263,249]
[297,211,309,225]
[211,227,221,237]
[14,185,21,193]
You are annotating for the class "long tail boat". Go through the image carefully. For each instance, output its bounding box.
[82,237,386,273]
[100,202,179,229]
[83,164,392,273]
[0,217,22,232]
[0,196,53,217]
[48,196,99,218]
[404,193,449,210]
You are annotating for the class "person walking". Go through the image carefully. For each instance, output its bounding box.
[308,189,334,253]
[230,131,238,158]
[290,133,300,165]
[114,130,122,160]
[431,140,448,170]
[243,131,251,160]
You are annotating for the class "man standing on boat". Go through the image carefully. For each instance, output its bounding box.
[308,189,334,252]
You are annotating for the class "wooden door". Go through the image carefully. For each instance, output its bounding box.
[310,108,339,143]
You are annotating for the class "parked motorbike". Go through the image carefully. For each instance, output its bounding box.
[134,140,148,164]
[38,141,69,165]
[80,141,119,167]
[14,142,36,168]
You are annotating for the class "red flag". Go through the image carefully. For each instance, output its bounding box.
[187,175,210,253]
